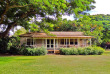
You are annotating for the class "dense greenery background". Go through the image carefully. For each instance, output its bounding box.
[50,14,110,46]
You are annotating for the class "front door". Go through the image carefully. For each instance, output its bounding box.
[47,39,54,48]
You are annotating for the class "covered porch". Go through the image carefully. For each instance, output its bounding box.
[26,38,92,53]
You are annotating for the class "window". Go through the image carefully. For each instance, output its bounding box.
[47,39,54,48]
[61,39,64,44]
[27,39,33,46]
[66,39,69,44]
[84,39,87,45]
[47,39,50,48]
[70,39,74,45]
[75,39,77,45]
[51,39,54,48]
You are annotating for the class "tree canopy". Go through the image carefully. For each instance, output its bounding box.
[13,27,27,36]
[0,0,95,38]
[89,14,110,43]
[53,14,110,45]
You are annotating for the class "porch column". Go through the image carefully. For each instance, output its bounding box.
[57,39,58,48]
[64,39,65,45]
[26,38,27,46]
[69,38,70,45]
[54,39,55,53]
[90,38,91,46]
[50,39,51,48]
[66,38,67,48]
[82,39,84,47]
[42,39,44,46]
[59,39,60,47]
[45,39,47,48]
[78,39,80,47]
[33,38,34,47]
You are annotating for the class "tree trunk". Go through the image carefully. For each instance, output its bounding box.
[0,22,16,38]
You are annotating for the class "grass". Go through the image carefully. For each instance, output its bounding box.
[0,51,110,74]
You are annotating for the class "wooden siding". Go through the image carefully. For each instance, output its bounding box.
[34,39,43,47]
[20,37,26,45]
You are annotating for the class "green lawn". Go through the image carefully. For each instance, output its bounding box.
[0,51,110,74]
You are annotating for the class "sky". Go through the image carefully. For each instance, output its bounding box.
[89,0,110,15]
[62,0,110,20]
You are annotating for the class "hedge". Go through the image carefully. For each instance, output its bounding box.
[60,46,105,55]
[23,47,47,56]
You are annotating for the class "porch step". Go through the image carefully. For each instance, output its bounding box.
[47,50,60,54]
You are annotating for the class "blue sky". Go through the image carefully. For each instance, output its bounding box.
[62,0,110,20]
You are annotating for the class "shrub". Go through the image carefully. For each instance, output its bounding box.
[60,46,105,55]
[8,37,22,54]
[0,37,10,53]
[0,37,21,54]
[77,47,85,55]
[60,48,78,55]
[93,47,105,55]
[83,47,93,55]
[24,47,47,56]
[70,48,79,55]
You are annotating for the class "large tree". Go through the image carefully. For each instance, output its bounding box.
[76,15,104,44]
[89,14,110,43]
[53,15,104,45]
[0,0,95,38]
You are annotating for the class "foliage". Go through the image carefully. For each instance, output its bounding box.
[51,19,77,31]
[60,46,105,55]
[89,14,110,43]
[0,36,47,55]
[24,47,47,56]
[7,37,21,54]
[0,37,10,53]
[76,15,104,44]
[53,14,110,45]
[13,27,27,36]
[53,15,104,45]
[0,37,24,54]
[9,43,27,55]
[0,0,95,38]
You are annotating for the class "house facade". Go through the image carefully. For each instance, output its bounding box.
[20,32,93,53]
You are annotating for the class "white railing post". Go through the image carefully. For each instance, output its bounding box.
[54,39,55,53]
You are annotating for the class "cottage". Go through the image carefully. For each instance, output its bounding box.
[20,31,93,53]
